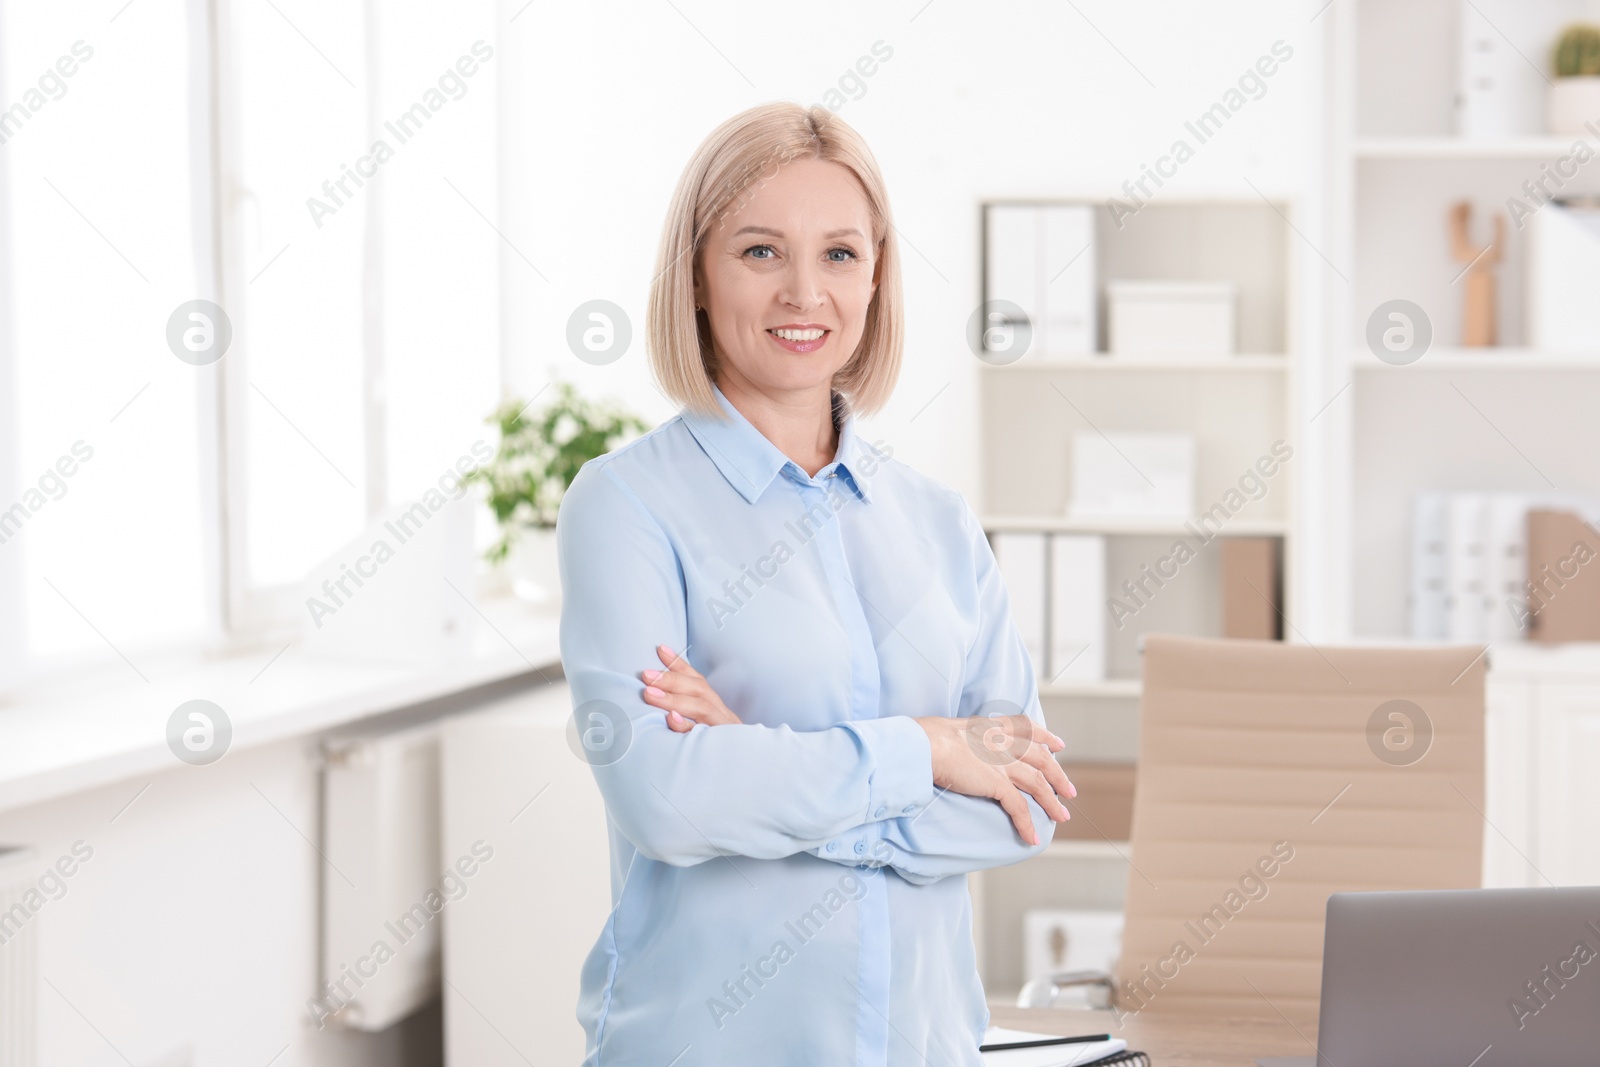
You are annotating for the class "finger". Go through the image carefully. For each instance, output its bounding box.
[1019,716,1066,754]
[642,668,700,694]
[1012,763,1070,822]
[989,715,1064,760]
[994,786,1038,846]
[656,644,701,677]
[666,709,693,732]
[648,688,732,726]
[1020,744,1078,800]
[643,684,700,716]
[647,670,743,724]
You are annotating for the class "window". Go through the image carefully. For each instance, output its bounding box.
[0,0,501,690]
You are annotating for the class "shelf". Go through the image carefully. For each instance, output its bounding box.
[1043,839,1131,861]
[982,354,1287,372]
[983,514,1289,537]
[1354,136,1588,159]
[1352,348,1600,371]
[1040,678,1140,699]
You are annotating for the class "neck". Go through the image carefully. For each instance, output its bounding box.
[715,371,839,479]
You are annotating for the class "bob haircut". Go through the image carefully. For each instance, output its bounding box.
[647,102,903,419]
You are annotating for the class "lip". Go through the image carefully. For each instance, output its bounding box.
[767,325,830,354]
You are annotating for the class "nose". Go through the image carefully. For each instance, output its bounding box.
[778,256,825,312]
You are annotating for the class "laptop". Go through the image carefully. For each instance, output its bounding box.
[1259,886,1599,1067]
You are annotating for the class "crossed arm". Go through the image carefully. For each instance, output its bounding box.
[558,461,1075,885]
[641,641,1077,884]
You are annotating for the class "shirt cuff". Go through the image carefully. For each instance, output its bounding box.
[839,714,935,823]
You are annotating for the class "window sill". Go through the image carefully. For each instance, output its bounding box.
[0,594,563,815]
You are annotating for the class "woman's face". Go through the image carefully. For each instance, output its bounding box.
[694,156,880,397]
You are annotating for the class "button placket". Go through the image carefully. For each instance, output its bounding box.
[801,479,891,1062]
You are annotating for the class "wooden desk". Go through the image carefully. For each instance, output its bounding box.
[985,1006,1314,1067]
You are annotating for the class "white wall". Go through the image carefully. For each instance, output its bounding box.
[499,0,1325,517]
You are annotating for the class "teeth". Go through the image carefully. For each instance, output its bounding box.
[771,328,825,342]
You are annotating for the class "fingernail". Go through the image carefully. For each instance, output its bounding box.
[642,669,661,682]
[668,710,683,723]
[658,644,674,656]
[1068,783,1078,798]
[645,685,665,697]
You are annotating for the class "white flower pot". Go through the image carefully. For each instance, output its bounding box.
[1547,77,1600,136]
[505,527,562,608]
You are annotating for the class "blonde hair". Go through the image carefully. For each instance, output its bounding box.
[647,102,903,419]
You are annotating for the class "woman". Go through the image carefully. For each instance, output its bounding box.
[558,101,1077,1067]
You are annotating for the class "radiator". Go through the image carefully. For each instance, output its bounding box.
[0,847,37,1067]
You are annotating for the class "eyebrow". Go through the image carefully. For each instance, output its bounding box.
[731,225,865,240]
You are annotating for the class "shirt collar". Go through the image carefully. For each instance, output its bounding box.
[681,381,879,505]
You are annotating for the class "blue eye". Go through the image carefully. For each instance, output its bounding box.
[827,247,858,262]
[745,245,775,260]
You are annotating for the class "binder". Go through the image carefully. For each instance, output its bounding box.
[993,531,1048,680]
[1526,508,1600,642]
[1444,494,1489,642]
[1409,492,1449,640]
[1221,536,1281,640]
[985,204,1097,357]
[1483,493,1532,641]
[1049,533,1106,682]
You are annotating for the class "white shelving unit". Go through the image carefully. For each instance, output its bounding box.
[1322,0,1600,898]
[970,197,1302,993]
[1328,0,1600,640]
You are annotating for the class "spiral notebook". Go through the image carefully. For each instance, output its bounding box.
[979,1027,1147,1067]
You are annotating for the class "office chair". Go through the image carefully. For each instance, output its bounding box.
[1019,633,1487,1023]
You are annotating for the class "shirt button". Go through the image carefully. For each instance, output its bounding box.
[853,840,866,855]
[902,804,917,814]
[826,842,837,853]
[873,805,886,818]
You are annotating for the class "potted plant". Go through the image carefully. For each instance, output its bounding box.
[464,382,649,606]
[1548,24,1600,135]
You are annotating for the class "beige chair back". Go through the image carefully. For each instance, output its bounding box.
[1112,634,1486,1023]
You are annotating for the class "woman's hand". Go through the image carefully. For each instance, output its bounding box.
[913,715,1076,846]
[641,644,743,731]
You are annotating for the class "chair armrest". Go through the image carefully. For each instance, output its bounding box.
[1015,970,1114,1010]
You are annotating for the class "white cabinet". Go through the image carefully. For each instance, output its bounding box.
[1482,677,1536,888]
[439,682,612,1067]
[1534,683,1600,887]
[1484,650,1600,890]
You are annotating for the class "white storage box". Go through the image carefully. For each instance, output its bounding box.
[1107,280,1236,356]
[1069,432,1195,521]
[1528,202,1600,354]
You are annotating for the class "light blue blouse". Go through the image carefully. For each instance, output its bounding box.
[558,380,1057,1066]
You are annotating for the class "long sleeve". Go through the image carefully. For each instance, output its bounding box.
[807,498,1057,884]
[557,459,936,868]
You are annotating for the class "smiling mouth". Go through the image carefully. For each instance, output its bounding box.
[768,328,829,343]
